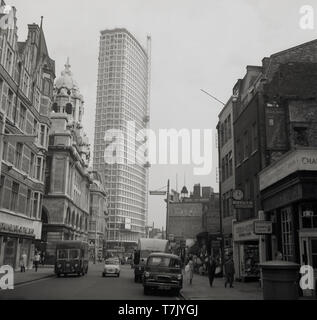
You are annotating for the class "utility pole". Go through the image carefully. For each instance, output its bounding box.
[166,179,170,240]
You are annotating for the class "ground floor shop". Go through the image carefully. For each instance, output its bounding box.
[233,218,262,282]
[259,150,317,294]
[0,213,41,270]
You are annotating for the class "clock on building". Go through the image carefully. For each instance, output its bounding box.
[232,189,244,201]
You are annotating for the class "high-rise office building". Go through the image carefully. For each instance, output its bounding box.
[93,29,150,253]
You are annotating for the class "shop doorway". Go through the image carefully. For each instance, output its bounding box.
[3,237,17,268]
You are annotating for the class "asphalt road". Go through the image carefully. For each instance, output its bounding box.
[0,264,181,300]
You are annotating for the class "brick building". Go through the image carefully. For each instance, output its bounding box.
[0,3,55,269]
[42,60,91,264]
[230,39,317,282]
[167,184,220,254]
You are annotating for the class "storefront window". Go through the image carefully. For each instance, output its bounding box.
[281,208,295,262]
[312,240,317,269]
[301,204,317,229]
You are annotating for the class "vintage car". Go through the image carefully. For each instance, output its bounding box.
[143,252,183,296]
[102,258,120,277]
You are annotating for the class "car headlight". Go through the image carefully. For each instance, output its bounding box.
[58,264,62,268]
[144,272,150,278]
[177,274,182,280]
[75,264,78,267]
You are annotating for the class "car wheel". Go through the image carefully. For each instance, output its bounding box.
[144,286,150,295]
[57,273,61,278]
[134,275,138,283]
[102,273,105,277]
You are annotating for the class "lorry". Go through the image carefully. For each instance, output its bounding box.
[133,238,169,282]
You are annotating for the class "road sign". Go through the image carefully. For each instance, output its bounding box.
[149,191,167,196]
[254,221,272,235]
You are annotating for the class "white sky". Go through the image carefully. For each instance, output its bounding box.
[9,0,317,228]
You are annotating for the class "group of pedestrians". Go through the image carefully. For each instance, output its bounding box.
[19,250,45,272]
[184,254,235,289]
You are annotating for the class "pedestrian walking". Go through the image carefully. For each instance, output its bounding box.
[40,251,45,265]
[224,255,235,288]
[20,252,27,272]
[185,257,194,285]
[34,251,41,272]
[207,255,217,287]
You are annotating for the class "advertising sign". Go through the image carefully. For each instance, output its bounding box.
[232,200,253,209]
[254,221,272,235]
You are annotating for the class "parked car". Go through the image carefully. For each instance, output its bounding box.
[143,253,183,296]
[102,258,120,277]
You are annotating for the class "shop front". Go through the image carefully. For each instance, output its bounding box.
[233,218,261,282]
[0,213,42,270]
[259,149,317,294]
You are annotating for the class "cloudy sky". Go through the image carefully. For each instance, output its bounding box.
[10,0,316,228]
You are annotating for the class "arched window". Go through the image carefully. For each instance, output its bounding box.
[52,103,59,113]
[66,208,71,225]
[72,211,75,226]
[65,103,72,115]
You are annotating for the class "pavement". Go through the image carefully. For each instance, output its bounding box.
[14,265,55,286]
[180,273,263,300]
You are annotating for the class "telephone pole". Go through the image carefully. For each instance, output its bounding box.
[166,179,170,240]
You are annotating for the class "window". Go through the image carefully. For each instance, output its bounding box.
[6,90,13,118]
[26,189,32,217]
[243,131,249,160]
[5,49,13,73]
[2,140,7,161]
[0,175,4,205]
[36,157,42,180]
[293,127,308,147]
[15,143,23,169]
[251,122,258,153]
[281,207,295,262]
[228,151,233,177]
[301,204,317,229]
[228,115,232,139]
[30,153,35,177]
[33,192,39,218]
[10,182,19,211]
[19,104,27,130]
[39,125,45,146]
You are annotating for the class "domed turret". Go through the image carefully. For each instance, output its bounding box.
[55,58,78,91]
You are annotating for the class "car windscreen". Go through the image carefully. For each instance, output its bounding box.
[105,260,117,265]
[57,249,68,259]
[147,256,181,268]
[69,249,80,259]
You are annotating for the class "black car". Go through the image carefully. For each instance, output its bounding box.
[143,253,183,296]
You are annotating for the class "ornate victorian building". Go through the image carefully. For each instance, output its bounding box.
[42,59,91,264]
[0,3,55,270]
[88,170,108,261]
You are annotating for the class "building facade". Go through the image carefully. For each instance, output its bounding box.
[168,184,220,255]
[0,4,55,270]
[93,28,150,253]
[42,60,91,264]
[217,97,235,254]
[231,39,317,282]
[88,170,108,261]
